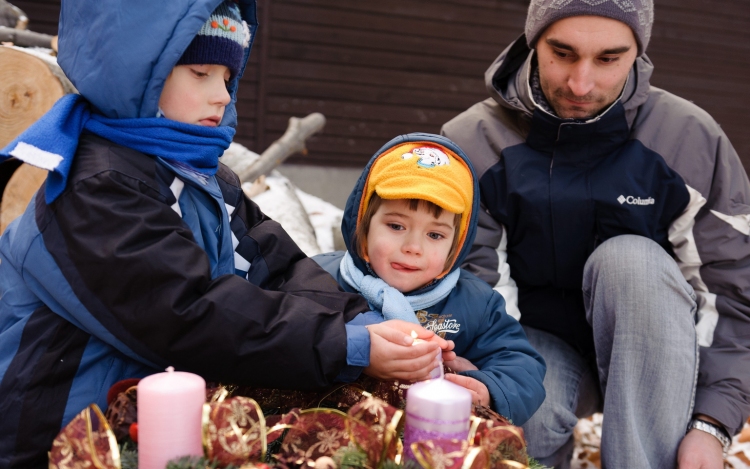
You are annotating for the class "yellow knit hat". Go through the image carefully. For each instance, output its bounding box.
[359,141,474,258]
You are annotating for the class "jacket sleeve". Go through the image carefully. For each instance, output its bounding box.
[40,166,370,390]
[667,129,750,435]
[461,206,521,320]
[458,286,546,425]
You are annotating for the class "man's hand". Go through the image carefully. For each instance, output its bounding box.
[677,430,724,468]
[444,373,491,407]
[363,322,443,381]
[678,415,726,469]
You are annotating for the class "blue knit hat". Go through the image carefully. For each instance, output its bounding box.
[177,1,250,78]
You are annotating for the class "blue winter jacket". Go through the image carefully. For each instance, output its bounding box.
[0,1,369,466]
[314,133,546,424]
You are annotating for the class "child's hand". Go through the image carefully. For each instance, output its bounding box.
[363,322,442,381]
[380,319,455,352]
[377,319,457,368]
[444,356,478,372]
[444,373,491,407]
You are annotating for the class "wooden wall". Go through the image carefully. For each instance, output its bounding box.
[10,0,750,173]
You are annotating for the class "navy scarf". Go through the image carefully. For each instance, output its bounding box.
[0,94,235,203]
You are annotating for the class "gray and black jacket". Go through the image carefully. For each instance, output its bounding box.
[442,36,750,435]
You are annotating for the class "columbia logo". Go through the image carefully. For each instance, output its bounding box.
[618,195,655,206]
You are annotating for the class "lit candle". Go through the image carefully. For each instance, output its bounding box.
[137,367,206,469]
[403,378,472,461]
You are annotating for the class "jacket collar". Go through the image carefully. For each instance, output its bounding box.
[525,101,631,161]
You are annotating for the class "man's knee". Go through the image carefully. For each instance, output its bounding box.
[583,235,692,302]
[585,235,674,282]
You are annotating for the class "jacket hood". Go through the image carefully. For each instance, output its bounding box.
[341,133,480,293]
[485,34,654,123]
[57,0,257,126]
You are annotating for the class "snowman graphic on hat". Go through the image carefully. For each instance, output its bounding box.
[401,146,450,168]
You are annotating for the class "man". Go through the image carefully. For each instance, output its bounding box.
[442,1,750,468]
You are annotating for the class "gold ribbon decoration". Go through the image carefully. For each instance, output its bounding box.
[411,439,490,469]
[347,395,404,465]
[48,404,121,469]
[275,408,351,467]
[203,396,267,466]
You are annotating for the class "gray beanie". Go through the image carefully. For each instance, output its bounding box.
[525,0,654,56]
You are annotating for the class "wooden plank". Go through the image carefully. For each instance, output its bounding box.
[655,0,750,20]
[270,40,487,78]
[271,3,518,45]
[263,77,486,110]
[272,21,507,63]
[265,97,461,126]
[283,0,528,30]
[8,0,60,35]
[254,0,272,149]
[235,82,259,101]
[651,27,750,52]
[234,119,257,140]
[270,59,485,94]
[263,114,443,140]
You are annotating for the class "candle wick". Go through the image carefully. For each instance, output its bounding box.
[166,366,175,373]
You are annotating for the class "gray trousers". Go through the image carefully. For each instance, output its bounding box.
[521,235,698,469]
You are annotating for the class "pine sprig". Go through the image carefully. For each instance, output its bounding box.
[119,442,138,469]
[527,457,551,469]
[165,456,241,469]
[334,445,369,469]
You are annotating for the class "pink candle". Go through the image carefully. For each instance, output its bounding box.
[403,378,472,461]
[137,367,205,469]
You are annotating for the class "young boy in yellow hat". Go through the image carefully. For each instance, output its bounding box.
[315,133,546,422]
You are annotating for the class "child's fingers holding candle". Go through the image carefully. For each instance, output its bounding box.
[443,356,478,372]
[367,321,417,346]
[442,348,457,362]
[444,373,491,407]
[380,319,437,343]
[364,323,442,381]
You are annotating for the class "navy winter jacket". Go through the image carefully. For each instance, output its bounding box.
[442,36,750,435]
[0,1,368,466]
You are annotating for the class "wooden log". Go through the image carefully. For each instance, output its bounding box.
[0,0,27,29]
[0,163,44,232]
[234,112,326,184]
[0,26,54,48]
[0,45,74,233]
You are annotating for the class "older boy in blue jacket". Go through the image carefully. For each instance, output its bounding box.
[315,133,546,422]
[0,2,447,466]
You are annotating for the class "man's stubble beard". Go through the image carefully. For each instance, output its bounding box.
[540,75,627,120]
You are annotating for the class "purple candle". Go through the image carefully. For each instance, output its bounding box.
[403,378,472,461]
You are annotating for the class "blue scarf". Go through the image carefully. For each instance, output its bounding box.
[0,94,235,203]
[339,251,460,324]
